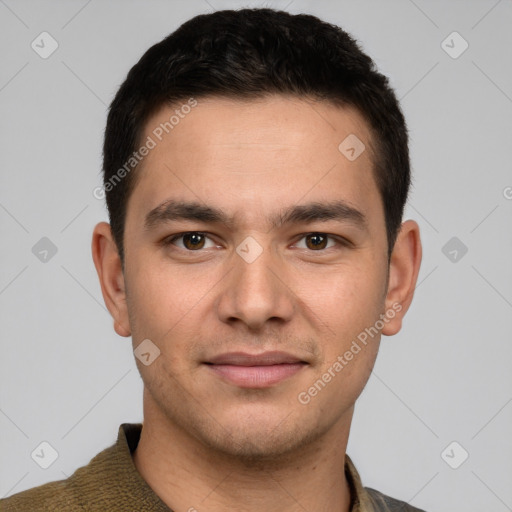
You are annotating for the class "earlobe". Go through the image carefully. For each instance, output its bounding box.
[91,222,132,338]
[382,220,422,336]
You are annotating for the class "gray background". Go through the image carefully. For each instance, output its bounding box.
[1,0,511,510]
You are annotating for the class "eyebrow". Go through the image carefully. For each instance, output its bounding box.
[144,199,367,232]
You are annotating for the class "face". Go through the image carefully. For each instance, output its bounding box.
[95,95,418,461]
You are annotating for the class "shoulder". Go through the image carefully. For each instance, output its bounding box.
[0,477,84,511]
[0,435,122,512]
[0,423,169,512]
[364,487,428,512]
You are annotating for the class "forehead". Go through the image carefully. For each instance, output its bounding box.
[126,95,382,230]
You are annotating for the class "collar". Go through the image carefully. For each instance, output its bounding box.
[119,423,373,511]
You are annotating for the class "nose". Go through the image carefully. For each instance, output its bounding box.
[215,240,295,331]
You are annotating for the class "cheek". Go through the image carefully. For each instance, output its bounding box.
[303,276,382,410]
[125,271,179,359]
[298,262,385,329]
[127,259,205,329]
[295,262,386,389]
[126,261,218,370]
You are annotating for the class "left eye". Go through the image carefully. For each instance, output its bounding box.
[294,233,338,251]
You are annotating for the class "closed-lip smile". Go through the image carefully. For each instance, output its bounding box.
[204,351,308,388]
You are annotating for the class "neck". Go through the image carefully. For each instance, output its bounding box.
[133,391,354,512]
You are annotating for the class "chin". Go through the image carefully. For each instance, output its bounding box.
[190,412,329,467]
[148,379,345,465]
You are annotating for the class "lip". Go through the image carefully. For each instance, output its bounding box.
[204,351,308,388]
[207,351,305,366]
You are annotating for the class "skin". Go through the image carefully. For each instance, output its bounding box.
[92,95,422,512]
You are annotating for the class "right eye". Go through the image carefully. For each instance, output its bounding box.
[163,232,218,251]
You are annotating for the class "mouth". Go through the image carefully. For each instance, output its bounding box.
[203,351,308,388]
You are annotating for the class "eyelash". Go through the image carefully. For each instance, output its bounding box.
[162,231,350,252]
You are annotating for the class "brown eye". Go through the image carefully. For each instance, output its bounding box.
[304,233,328,250]
[166,232,216,251]
[182,232,206,250]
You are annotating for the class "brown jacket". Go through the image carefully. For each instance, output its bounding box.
[1,423,427,511]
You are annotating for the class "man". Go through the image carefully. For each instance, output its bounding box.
[1,8,424,511]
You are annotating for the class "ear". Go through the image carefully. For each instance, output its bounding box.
[91,222,131,337]
[381,220,422,336]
